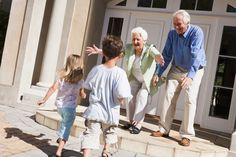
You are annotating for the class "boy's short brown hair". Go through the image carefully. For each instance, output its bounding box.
[102,35,123,60]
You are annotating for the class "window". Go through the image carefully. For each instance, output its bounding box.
[102,17,124,63]
[209,26,236,119]
[180,0,213,11]
[107,17,123,37]
[138,0,167,9]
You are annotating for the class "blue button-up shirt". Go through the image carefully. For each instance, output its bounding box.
[155,24,207,78]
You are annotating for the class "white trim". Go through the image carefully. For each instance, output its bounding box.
[107,0,236,17]
[201,17,236,133]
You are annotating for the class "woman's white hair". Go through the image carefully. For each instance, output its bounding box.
[173,10,191,24]
[131,26,148,42]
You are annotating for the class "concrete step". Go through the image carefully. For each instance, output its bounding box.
[35,106,229,157]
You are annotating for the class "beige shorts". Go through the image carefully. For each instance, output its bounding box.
[80,120,117,150]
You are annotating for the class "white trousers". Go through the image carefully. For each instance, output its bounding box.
[81,120,117,150]
[127,79,149,129]
[158,66,204,139]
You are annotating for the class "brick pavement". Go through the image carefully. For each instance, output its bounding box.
[0,105,81,157]
[0,105,140,157]
[0,104,230,157]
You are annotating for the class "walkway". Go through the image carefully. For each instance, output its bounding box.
[36,106,229,157]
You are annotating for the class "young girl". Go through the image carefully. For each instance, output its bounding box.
[80,35,132,157]
[37,54,85,157]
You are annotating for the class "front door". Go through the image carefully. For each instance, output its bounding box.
[101,10,172,113]
[101,7,236,133]
[202,18,236,133]
[101,9,213,117]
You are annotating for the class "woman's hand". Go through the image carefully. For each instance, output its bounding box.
[85,44,102,56]
[155,54,165,66]
[152,75,159,86]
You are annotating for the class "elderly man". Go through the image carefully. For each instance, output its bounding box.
[151,10,206,146]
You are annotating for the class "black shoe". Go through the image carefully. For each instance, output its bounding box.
[129,126,141,134]
[121,123,132,130]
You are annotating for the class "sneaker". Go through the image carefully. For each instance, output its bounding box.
[150,131,169,137]
[179,138,190,146]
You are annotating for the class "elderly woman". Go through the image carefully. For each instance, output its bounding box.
[86,27,164,134]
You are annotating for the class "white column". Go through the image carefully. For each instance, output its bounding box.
[19,0,46,91]
[228,131,236,157]
[37,0,68,87]
[66,0,91,56]
[0,0,27,85]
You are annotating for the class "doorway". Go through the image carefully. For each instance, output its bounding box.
[101,7,236,133]
[202,18,236,133]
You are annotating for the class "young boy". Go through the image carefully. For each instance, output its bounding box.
[80,35,132,157]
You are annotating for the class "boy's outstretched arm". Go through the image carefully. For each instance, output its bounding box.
[79,88,86,99]
[118,97,125,105]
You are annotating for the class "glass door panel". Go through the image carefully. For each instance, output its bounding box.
[107,17,124,37]
[101,17,124,63]
[209,26,236,120]
[98,10,130,65]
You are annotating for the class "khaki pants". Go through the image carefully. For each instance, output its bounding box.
[158,66,204,139]
[80,120,117,150]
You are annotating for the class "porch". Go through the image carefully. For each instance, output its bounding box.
[35,106,230,157]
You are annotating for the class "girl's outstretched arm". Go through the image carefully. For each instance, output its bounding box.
[37,81,59,105]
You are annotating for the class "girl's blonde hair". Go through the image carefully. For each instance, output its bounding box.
[58,54,83,83]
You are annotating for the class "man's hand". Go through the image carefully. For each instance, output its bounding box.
[85,44,102,56]
[181,77,192,89]
[152,75,159,86]
[155,54,165,66]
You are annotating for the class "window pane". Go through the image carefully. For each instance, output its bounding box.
[152,0,167,8]
[138,0,152,8]
[214,57,236,88]
[209,87,232,119]
[196,0,213,11]
[116,0,127,6]
[220,26,236,57]
[180,0,196,10]
[107,17,123,37]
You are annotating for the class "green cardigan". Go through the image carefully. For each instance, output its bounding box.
[122,44,164,96]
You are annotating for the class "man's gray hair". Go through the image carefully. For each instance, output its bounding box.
[173,10,191,24]
[131,26,148,42]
